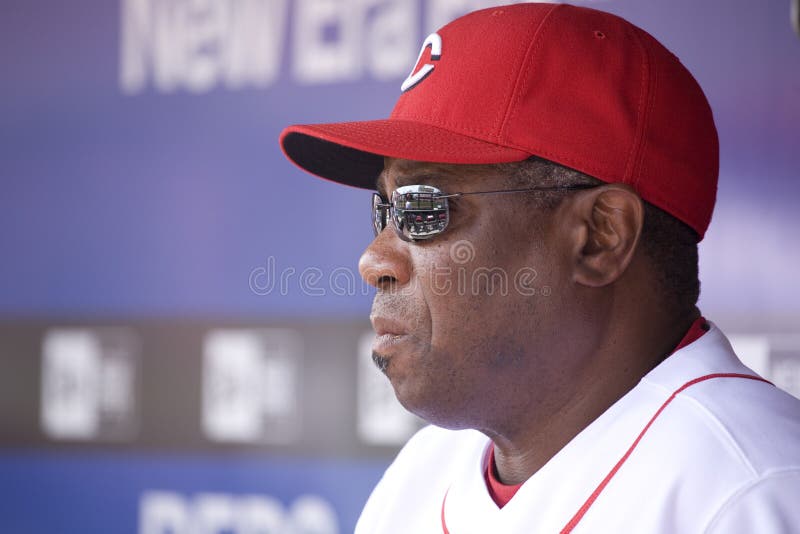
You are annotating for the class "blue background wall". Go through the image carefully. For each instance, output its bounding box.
[1,1,798,532]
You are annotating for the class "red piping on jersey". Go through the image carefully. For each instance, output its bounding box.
[441,488,450,534]
[440,372,772,534]
[560,373,772,533]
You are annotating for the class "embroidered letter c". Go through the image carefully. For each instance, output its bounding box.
[401,33,442,93]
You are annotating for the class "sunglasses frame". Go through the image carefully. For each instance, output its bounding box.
[372,183,598,242]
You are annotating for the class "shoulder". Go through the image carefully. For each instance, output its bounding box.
[632,325,800,531]
[645,328,800,476]
[643,324,800,468]
[680,374,800,472]
[703,469,800,533]
[679,377,800,532]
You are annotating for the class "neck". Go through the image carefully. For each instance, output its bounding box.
[487,307,700,485]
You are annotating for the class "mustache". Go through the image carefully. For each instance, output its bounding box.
[371,292,417,326]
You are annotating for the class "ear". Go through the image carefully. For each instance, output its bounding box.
[568,185,645,287]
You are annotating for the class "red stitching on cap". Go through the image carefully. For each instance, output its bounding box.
[395,111,508,141]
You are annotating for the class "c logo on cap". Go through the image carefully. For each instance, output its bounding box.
[401,32,442,93]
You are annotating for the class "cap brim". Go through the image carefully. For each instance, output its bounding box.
[280,119,531,190]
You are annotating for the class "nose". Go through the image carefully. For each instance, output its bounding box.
[358,229,412,290]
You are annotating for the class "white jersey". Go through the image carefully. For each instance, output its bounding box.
[355,323,800,533]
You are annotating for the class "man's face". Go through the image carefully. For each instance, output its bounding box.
[359,158,583,431]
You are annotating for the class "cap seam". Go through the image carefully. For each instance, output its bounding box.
[633,34,660,189]
[395,110,514,141]
[621,25,651,187]
[497,3,561,141]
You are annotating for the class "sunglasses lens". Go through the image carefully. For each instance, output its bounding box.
[392,185,449,240]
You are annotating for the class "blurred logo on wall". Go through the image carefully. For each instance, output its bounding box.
[202,329,302,444]
[139,491,339,534]
[118,0,589,94]
[40,328,140,440]
[731,334,800,398]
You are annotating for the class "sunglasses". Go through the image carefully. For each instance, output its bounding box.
[372,183,598,241]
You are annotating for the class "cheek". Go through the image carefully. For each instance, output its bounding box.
[423,241,561,361]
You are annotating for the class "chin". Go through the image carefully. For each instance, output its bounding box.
[390,377,476,431]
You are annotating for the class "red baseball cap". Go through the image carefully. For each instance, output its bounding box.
[280,3,719,239]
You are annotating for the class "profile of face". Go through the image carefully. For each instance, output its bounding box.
[358,158,592,431]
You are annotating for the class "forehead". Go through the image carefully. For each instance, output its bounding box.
[376,158,504,195]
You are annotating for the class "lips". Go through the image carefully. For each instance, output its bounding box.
[371,316,409,338]
[370,316,414,356]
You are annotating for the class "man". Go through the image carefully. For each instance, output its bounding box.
[280,3,800,532]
